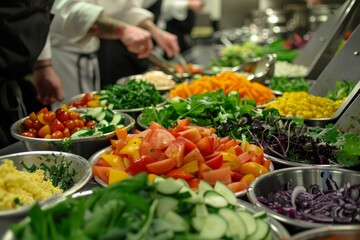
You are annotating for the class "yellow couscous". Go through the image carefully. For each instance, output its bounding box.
[0,159,63,210]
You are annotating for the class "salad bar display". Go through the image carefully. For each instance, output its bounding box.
[1,24,360,239]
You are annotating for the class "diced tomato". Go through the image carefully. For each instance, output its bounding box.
[140,141,166,161]
[93,166,111,184]
[146,157,176,175]
[177,119,190,127]
[165,138,185,167]
[205,153,223,170]
[36,107,49,116]
[220,136,231,144]
[209,135,221,152]
[238,152,251,164]
[96,158,112,167]
[165,168,194,181]
[149,121,166,130]
[183,126,215,137]
[183,148,205,165]
[150,129,176,150]
[198,163,212,179]
[127,128,152,140]
[196,136,214,156]
[234,145,243,155]
[114,139,127,155]
[178,127,202,143]
[127,155,156,175]
[231,172,244,182]
[177,136,197,152]
[227,181,247,193]
[224,139,238,150]
[201,166,232,186]
[187,178,200,189]
[80,92,93,105]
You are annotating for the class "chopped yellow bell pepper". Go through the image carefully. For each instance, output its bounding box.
[108,169,129,185]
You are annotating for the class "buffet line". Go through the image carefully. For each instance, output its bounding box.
[1,17,360,240]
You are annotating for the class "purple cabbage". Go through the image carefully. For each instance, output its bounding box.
[257,180,360,224]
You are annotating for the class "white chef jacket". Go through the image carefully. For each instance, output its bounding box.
[49,0,154,104]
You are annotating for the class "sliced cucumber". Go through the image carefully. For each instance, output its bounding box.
[86,107,103,119]
[198,180,213,196]
[195,204,208,218]
[156,178,183,195]
[110,114,123,126]
[97,125,115,134]
[199,214,227,239]
[219,208,247,239]
[237,210,257,236]
[203,191,228,208]
[179,187,202,204]
[97,119,109,127]
[70,129,94,138]
[95,111,106,122]
[156,196,179,218]
[163,210,189,232]
[192,216,207,232]
[253,210,267,219]
[248,218,270,240]
[104,108,115,122]
[214,181,237,206]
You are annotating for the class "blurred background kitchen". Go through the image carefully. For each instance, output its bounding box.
[192,0,345,39]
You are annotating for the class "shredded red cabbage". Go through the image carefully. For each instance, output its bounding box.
[257,179,360,224]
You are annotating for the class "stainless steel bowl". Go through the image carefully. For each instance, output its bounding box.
[0,151,92,218]
[292,225,360,240]
[247,167,360,229]
[10,112,135,159]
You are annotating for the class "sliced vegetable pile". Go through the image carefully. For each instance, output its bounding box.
[140,89,255,132]
[19,105,125,139]
[265,91,344,118]
[257,179,360,224]
[221,108,360,167]
[69,80,164,109]
[11,174,273,239]
[269,76,310,93]
[169,71,274,105]
[93,120,271,193]
[326,80,356,101]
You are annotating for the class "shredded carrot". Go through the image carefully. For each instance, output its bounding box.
[169,72,275,105]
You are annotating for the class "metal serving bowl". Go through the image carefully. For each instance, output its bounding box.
[10,112,135,159]
[0,151,92,218]
[247,167,360,229]
[292,225,360,240]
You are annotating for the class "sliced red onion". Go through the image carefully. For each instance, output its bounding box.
[291,186,306,208]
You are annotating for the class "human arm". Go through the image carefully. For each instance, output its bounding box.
[140,18,180,58]
[33,36,63,106]
[50,0,153,58]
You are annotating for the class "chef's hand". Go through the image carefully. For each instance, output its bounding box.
[187,0,204,13]
[140,19,180,58]
[120,25,153,59]
[33,60,64,106]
